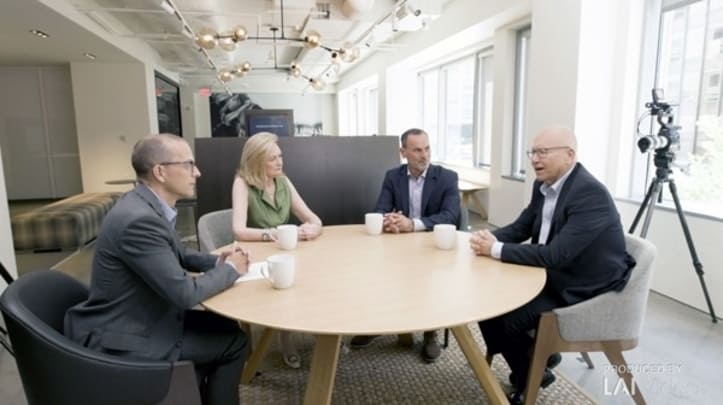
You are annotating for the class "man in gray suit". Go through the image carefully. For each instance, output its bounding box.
[65,134,249,405]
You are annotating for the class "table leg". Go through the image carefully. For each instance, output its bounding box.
[451,325,508,405]
[470,193,488,219]
[303,334,342,405]
[241,327,275,384]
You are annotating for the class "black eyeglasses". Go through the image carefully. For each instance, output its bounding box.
[159,160,196,173]
[525,146,571,159]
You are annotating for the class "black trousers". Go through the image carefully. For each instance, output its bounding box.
[181,310,249,405]
[477,291,562,386]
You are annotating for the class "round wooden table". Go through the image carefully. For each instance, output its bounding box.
[204,225,545,405]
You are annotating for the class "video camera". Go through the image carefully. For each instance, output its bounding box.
[636,88,681,154]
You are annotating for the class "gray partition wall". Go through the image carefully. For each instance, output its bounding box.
[195,136,400,225]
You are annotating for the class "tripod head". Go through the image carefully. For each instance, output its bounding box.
[636,88,681,181]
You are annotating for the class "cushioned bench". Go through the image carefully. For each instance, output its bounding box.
[11,192,122,251]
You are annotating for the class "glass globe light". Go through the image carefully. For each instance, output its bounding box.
[218,71,234,82]
[195,28,218,50]
[310,77,325,91]
[304,30,321,48]
[232,26,248,42]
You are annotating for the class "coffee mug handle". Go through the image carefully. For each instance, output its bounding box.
[261,263,273,285]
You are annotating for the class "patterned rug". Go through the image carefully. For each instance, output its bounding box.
[240,328,596,404]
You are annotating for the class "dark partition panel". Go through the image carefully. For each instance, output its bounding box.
[195,136,400,225]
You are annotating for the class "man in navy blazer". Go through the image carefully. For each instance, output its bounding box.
[351,128,461,362]
[65,134,250,405]
[470,126,634,404]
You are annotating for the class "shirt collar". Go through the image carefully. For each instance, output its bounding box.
[539,164,575,196]
[406,166,429,180]
[141,184,178,224]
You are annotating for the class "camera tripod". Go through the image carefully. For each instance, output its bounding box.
[629,151,717,323]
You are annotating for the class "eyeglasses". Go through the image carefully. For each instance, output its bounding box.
[159,160,196,173]
[525,146,571,159]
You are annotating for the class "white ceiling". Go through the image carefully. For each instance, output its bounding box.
[0,0,134,65]
[0,0,441,91]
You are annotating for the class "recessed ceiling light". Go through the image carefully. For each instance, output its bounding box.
[84,52,97,60]
[29,29,49,38]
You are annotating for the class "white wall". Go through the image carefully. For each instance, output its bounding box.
[618,201,721,318]
[0,147,17,292]
[70,62,153,192]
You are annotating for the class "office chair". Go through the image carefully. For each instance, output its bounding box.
[197,208,233,253]
[521,234,656,405]
[0,270,201,405]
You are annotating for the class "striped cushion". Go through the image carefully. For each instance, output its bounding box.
[12,192,121,251]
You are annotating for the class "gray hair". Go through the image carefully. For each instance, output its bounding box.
[400,128,427,148]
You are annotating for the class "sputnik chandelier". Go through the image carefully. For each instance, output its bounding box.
[194,23,360,90]
[161,0,361,91]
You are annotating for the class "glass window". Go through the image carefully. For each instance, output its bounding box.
[419,70,440,150]
[634,0,723,218]
[337,77,378,136]
[511,27,531,178]
[476,53,494,167]
[418,50,493,167]
[442,57,475,165]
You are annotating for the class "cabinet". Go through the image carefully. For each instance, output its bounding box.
[0,66,82,199]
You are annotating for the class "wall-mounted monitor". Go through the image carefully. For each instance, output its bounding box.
[154,72,182,136]
[245,109,295,137]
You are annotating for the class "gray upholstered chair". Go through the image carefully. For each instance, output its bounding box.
[0,270,200,405]
[522,234,657,405]
[197,208,233,253]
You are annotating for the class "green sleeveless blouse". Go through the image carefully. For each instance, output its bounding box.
[246,176,291,228]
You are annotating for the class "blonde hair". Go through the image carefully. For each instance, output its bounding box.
[237,132,280,189]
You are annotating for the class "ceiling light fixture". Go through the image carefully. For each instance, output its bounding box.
[29,29,49,39]
[159,0,175,16]
[181,0,359,90]
[84,52,97,60]
[160,0,232,93]
[160,0,427,92]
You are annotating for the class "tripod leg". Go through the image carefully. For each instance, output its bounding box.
[635,180,663,238]
[667,180,718,323]
[629,179,658,235]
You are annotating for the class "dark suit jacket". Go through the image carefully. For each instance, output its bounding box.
[375,164,461,230]
[493,163,634,306]
[64,185,239,361]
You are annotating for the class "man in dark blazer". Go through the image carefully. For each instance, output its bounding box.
[351,128,461,363]
[65,134,250,405]
[470,125,634,404]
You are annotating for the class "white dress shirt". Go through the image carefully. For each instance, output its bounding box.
[491,165,575,259]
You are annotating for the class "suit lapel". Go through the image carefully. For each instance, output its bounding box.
[421,165,438,215]
[398,165,410,215]
[547,163,582,241]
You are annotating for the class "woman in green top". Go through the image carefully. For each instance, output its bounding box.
[231,132,322,369]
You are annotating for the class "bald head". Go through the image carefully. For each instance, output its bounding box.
[529,125,577,185]
[533,125,577,152]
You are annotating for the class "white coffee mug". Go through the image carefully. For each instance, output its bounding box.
[433,224,457,250]
[365,213,383,235]
[262,254,296,289]
[276,224,298,250]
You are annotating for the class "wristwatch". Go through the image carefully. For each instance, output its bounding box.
[261,229,271,241]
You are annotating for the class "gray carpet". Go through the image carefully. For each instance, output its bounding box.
[241,332,596,404]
